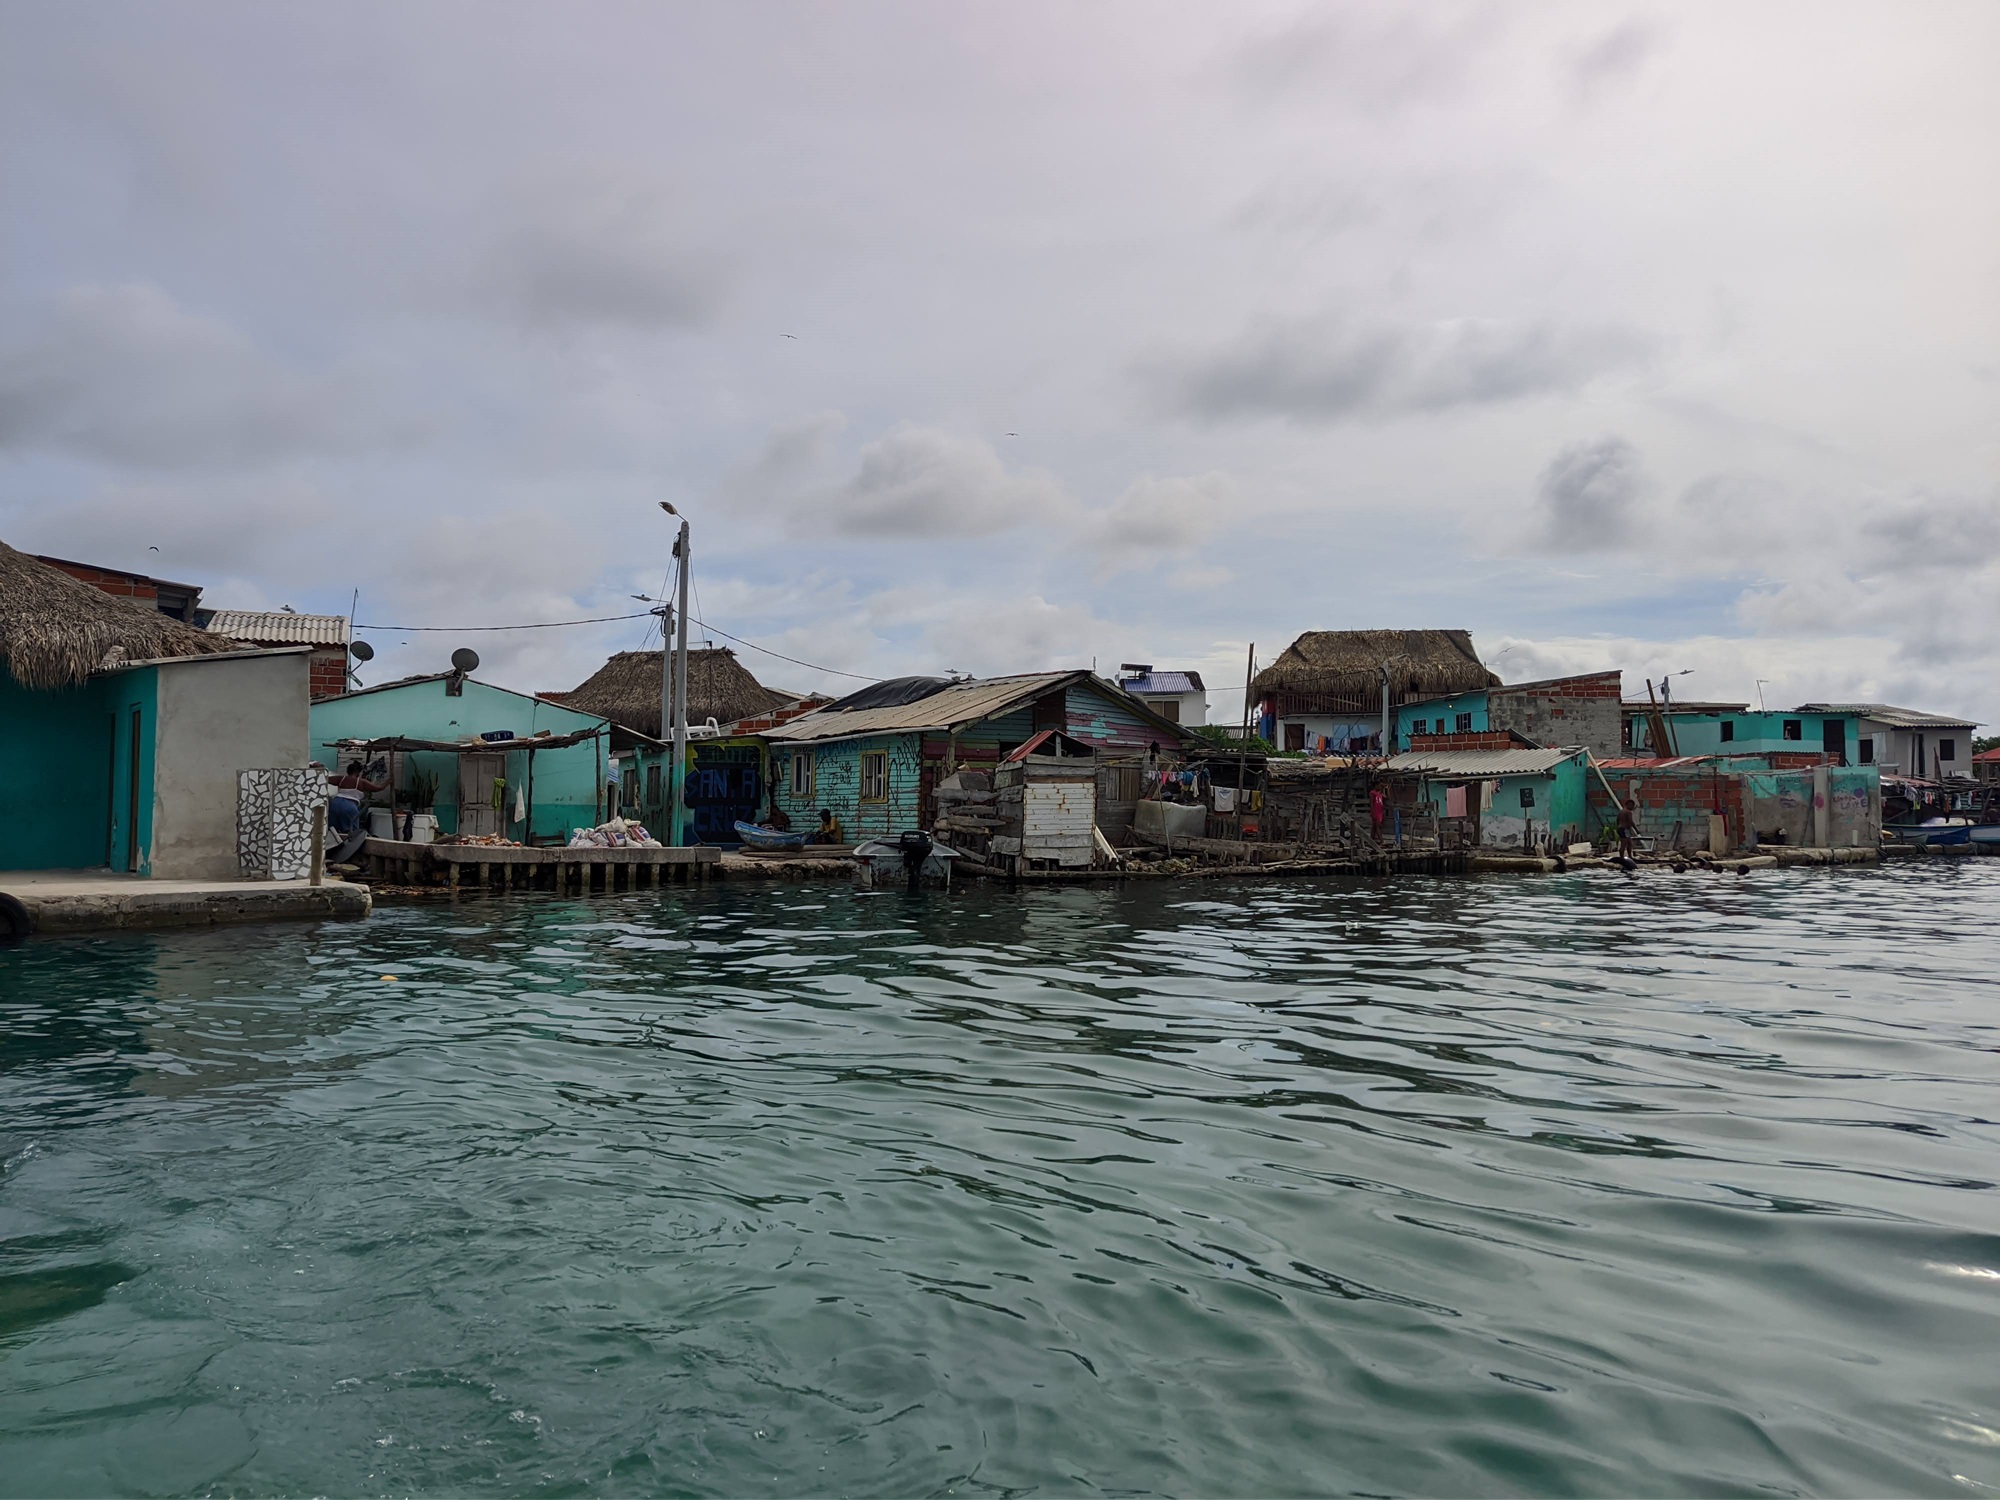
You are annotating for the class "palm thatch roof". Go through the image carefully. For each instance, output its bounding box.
[554,647,794,737]
[0,540,236,691]
[1252,629,1498,709]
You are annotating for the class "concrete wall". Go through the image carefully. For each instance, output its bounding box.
[151,653,310,879]
[310,676,610,842]
[1420,757,1586,850]
[1394,691,1490,751]
[1488,672,1622,759]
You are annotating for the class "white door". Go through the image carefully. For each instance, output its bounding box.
[457,753,503,837]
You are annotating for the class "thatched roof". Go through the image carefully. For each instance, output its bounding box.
[1252,629,1498,707]
[0,540,236,690]
[555,647,793,737]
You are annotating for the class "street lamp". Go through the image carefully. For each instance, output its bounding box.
[658,502,691,847]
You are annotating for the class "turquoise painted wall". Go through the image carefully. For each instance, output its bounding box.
[0,667,159,873]
[310,677,610,842]
[1396,690,1491,746]
[771,732,923,841]
[1639,710,1857,760]
[1418,754,1586,847]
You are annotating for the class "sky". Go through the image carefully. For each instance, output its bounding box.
[2,1,1995,726]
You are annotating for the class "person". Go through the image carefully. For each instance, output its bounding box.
[1617,797,1639,858]
[808,808,844,845]
[1369,784,1386,840]
[327,759,387,839]
[763,802,792,832]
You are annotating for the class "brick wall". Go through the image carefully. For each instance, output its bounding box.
[308,649,349,702]
[41,560,159,604]
[1587,765,1749,852]
[1408,729,1514,751]
[1489,671,1623,759]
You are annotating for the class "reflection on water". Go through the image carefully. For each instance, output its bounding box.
[4,864,2000,1496]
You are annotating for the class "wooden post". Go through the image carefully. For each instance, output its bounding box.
[309,803,326,886]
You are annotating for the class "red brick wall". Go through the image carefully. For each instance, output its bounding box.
[41,559,159,604]
[308,648,349,701]
[1587,767,1750,852]
[1409,730,1514,751]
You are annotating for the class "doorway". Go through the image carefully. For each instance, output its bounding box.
[1821,719,1846,766]
[457,753,503,837]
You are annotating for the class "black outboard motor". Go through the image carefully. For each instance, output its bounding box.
[897,830,933,892]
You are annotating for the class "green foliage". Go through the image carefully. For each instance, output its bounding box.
[400,767,440,810]
[1189,725,1276,754]
[1974,734,2000,755]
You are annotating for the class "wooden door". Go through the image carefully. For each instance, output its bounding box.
[457,753,503,837]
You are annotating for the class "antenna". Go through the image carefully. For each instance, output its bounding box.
[450,647,480,674]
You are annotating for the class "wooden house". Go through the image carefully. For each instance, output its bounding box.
[761,669,1193,845]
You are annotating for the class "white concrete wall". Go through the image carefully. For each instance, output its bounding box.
[151,653,310,879]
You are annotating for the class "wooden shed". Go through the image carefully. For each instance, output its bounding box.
[991,730,1098,870]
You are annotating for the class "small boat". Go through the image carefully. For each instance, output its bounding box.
[1886,818,1973,847]
[734,820,809,851]
[1969,824,2000,847]
[853,832,961,889]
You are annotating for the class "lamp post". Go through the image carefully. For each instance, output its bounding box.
[659,503,691,847]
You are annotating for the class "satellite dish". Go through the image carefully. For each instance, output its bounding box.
[450,647,480,674]
[350,640,375,662]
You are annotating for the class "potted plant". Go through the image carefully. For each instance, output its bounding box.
[398,768,441,844]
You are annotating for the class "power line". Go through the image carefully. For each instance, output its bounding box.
[353,604,879,683]
[355,611,653,631]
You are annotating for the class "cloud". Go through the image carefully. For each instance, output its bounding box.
[1536,436,1648,551]
[808,425,1072,540]
[474,171,725,330]
[1567,21,1663,104]
[1860,492,2000,573]
[1228,7,1501,115]
[1080,472,1233,575]
[0,284,404,469]
[1148,316,1652,425]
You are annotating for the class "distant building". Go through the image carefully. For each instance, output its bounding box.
[1791,704,1981,780]
[1252,629,1498,754]
[1627,705,1863,765]
[34,553,203,622]
[3,541,312,878]
[760,669,1194,844]
[1115,665,1207,726]
[1974,747,2000,784]
[1400,671,1624,761]
[201,609,351,702]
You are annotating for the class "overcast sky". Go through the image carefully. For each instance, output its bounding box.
[3,2,1995,724]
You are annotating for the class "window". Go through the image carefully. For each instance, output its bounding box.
[1719,721,1735,743]
[790,751,813,797]
[621,767,639,810]
[1782,719,1802,740]
[1284,722,1306,752]
[860,751,889,802]
[1410,718,1427,737]
[646,764,662,805]
[1940,739,1957,763]
[1454,712,1473,734]
[1156,698,1180,723]
[1858,737,1874,765]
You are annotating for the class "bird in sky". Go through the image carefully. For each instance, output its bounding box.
[781,333,798,339]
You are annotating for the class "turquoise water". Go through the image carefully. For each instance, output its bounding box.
[3,863,1999,1497]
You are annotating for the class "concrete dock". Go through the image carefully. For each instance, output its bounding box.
[0,870,371,936]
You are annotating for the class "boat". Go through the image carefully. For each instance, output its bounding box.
[853,832,961,889]
[734,820,810,850]
[1971,824,2000,847]
[1885,818,1973,848]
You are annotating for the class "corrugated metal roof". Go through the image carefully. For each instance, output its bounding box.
[1387,747,1582,776]
[1119,670,1204,695]
[1792,702,1980,730]
[762,671,1078,744]
[204,609,348,647]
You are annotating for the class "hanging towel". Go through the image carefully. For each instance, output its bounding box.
[1214,786,1237,813]
[1445,785,1467,819]
[513,782,527,824]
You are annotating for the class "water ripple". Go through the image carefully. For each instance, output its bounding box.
[2,862,1998,1495]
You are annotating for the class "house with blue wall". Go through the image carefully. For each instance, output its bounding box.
[1629,705,1861,764]
[310,672,634,843]
[1395,689,1491,748]
[758,670,1193,844]
[2,541,314,878]
[1386,745,1590,851]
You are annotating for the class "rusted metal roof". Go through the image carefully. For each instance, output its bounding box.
[204,609,349,647]
[1386,747,1583,777]
[762,671,1078,744]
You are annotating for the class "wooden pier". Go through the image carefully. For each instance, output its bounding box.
[359,838,718,892]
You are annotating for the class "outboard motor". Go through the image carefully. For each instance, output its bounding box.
[897,830,933,892]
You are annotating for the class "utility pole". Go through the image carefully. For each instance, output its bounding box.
[654,600,673,820]
[660,503,692,848]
